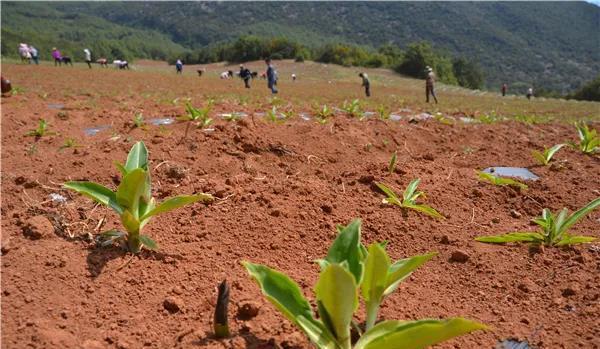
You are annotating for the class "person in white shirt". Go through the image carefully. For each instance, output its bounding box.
[84,49,92,69]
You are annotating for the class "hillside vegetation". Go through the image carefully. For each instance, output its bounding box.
[2,1,598,93]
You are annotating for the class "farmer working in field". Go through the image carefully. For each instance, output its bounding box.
[265,58,278,94]
[501,83,507,96]
[239,64,251,88]
[359,72,370,97]
[425,66,438,104]
[29,46,39,65]
[526,87,533,100]
[84,48,92,69]
[52,48,62,66]
[176,59,183,74]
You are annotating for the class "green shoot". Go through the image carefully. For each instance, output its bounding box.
[531,144,566,166]
[244,219,486,349]
[59,138,81,152]
[434,113,454,125]
[572,122,599,154]
[133,113,145,128]
[376,180,444,219]
[341,99,361,118]
[266,107,285,123]
[388,151,397,174]
[315,104,333,124]
[64,141,213,253]
[477,171,528,190]
[476,197,600,247]
[377,105,390,120]
[25,119,57,138]
[178,100,213,141]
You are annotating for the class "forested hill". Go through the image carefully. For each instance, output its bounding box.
[2,1,598,93]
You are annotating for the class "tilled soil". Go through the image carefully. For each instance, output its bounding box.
[1,64,600,349]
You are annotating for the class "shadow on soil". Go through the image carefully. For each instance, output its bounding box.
[86,246,185,278]
[192,333,284,349]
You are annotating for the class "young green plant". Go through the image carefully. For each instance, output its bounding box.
[133,112,145,128]
[243,219,485,349]
[376,180,444,219]
[178,100,214,141]
[531,144,566,166]
[572,122,599,154]
[476,197,600,247]
[341,99,361,118]
[477,171,528,191]
[315,104,333,124]
[59,138,81,152]
[26,119,57,139]
[377,105,390,120]
[64,141,213,253]
[388,151,397,174]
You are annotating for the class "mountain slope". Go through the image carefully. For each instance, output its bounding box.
[2,1,598,92]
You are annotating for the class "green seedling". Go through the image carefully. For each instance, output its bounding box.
[476,197,600,247]
[25,119,57,138]
[476,112,501,124]
[572,122,599,154]
[377,105,390,120]
[376,180,444,219]
[178,100,213,141]
[315,104,333,124]
[477,171,528,191]
[265,107,286,123]
[341,99,361,118]
[64,141,213,253]
[388,151,397,174]
[434,113,454,125]
[59,138,81,152]
[133,113,145,128]
[270,96,285,107]
[531,144,566,166]
[243,219,485,349]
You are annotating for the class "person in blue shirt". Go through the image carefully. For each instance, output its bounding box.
[175,59,183,74]
[265,58,278,94]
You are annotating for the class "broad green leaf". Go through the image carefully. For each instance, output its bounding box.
[140,193,214,221]
[561,197,600,233]
[242,262,320,330]
[321,219,364,284]
[114,161,127,176]
[403,179,420,202]
[531,150,547,165]
[384,252,437,296]
[64,181,123,214]
[315,264,357,346]
[124,141,148,172]
[404,204,445,219]
[354,318,487,349]
[296,316,339,349]
[475,232,544,244]
[556,234,597,246]
[546,143,566,160]
[116,168,148,214]
[139,234,158,250]
[375,182,402,206]
[362,243,390,305]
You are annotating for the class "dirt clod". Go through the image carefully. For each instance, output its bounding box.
[163,296,184,313]
[562,284,580,297]
[166,165,186,179]
[510,210,522,219]
[82,339,105,349]
[22,215,54,239]
[237,300,260,320]
[449,250,470,263]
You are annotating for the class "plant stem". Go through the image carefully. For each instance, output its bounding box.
[365,301,380,331]
[128,233,141,253]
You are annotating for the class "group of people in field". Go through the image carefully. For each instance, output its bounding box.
[15,43,536,101]
[17,44,129,69]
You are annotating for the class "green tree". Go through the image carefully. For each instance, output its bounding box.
[453,57,484,89]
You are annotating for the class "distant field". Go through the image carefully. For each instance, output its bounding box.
[2,59,599,122]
